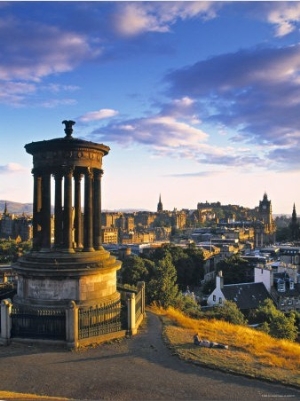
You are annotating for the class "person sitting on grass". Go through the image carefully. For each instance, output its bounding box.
[193,333,228,349]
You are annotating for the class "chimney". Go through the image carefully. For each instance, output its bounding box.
[216,270,224,289]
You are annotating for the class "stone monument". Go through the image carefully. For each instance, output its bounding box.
[12,121,122,342]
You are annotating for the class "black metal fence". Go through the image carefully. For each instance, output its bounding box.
[5,284,144,344]
[11,306,66,340]
[78,299,122,340]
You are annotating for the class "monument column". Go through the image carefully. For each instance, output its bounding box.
[54,172,63,248]
[84,168,94,252]
[41,172,51,251]
[93,169,103,250]
[74,171,83,249]
[63,167,74,252]
[32,172,42,251]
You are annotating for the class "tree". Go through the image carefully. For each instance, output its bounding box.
[217,255,252,284]
[254,299,298,341]
[149,243,205,288]
[206,300,247,325]
[120,255,153,285]
[147,255,180,308]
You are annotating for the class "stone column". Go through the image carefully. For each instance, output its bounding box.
[93,169,103,250]
[84,168,94,252]
[54,172,63,248]
[1,299,12,345]
[127,292,136,335]
[41,173,51,251]
[63,168,74,252]
[137,281,146,317]
[32,172,42,251]
[66,300,79,349]
[74,171,83,249]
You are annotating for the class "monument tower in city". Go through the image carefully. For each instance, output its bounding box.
[11,121,122,346]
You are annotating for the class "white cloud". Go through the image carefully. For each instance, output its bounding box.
[0,81,36,105]
[266,2,300,37]
[79,109,119,122]
[0,20,97,82]
[113,1,221,36]
[0,163,26,174]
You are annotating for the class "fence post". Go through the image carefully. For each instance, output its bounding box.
[127,292,136,335]
[66,300,78,349]
[137,281,146,316]
[1,299,12,345]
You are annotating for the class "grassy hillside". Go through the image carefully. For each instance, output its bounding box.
[150,305,300,387]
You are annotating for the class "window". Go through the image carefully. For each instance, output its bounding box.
[219,297,222,304]
[213,295,216,302]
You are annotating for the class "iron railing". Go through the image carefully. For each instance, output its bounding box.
[11,306,66,340]
[78,299,122,339]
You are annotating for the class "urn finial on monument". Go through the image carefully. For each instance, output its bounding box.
[62,120,76,138]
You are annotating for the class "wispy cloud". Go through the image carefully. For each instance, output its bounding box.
[88,95,268,171]
[265,2,300,37]
[0,18,98,82]
[164,43,300,170]
[0,163,26,174]
[112,1,221,36]
[166,170,222,178]
[79,109,119,122]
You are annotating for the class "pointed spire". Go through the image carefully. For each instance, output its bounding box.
[292,203,297,223]
[4,202,8,215]
[157,194,163,212]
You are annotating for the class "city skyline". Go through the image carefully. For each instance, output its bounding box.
[1,2,300,214]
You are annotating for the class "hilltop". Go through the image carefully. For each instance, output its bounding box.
[0,200,33,214]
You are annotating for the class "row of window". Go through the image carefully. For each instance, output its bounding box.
[212,295,223,304]
[280,298,300,306]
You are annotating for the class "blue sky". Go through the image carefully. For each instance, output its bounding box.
[1,1,300,214]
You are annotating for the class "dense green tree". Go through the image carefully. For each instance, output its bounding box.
[216,255,252,284]
[175,293,201,318]
[120,255,154,285]
[0,239,32,263]
[184,244,205,284]
[201,278,216,295]
[205,300,247,325]
[147,255,180,308]
[254,299,298,341]
[148,243,204,288]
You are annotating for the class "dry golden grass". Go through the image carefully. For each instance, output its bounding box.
[149,305,300,387]
[0,391,69,400]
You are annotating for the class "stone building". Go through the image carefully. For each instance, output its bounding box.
[0,203,14,238]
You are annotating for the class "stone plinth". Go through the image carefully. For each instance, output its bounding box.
[14,247,121,308]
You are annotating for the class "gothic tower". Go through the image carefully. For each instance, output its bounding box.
[255,193,276,247]
[259,192,272,227]
[289,203,300,241]
[157,194,163,212]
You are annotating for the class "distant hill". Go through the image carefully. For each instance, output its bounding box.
[0,200,33,214]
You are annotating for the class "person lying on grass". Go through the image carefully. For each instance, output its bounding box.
[193,333,228,349]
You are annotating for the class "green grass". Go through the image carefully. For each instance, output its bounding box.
[149,305,300,387]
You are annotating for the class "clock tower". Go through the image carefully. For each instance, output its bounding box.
[255,193,276,246]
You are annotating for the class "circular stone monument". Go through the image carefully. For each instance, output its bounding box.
[14,121,121,310]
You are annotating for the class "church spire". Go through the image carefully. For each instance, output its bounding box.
[157,194,163,212]
[290,203,299,241]
[292,203,297,224]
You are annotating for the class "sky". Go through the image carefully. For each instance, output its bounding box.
[1,1,300,214]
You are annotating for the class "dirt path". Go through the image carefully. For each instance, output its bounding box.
[0,312,299,401]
